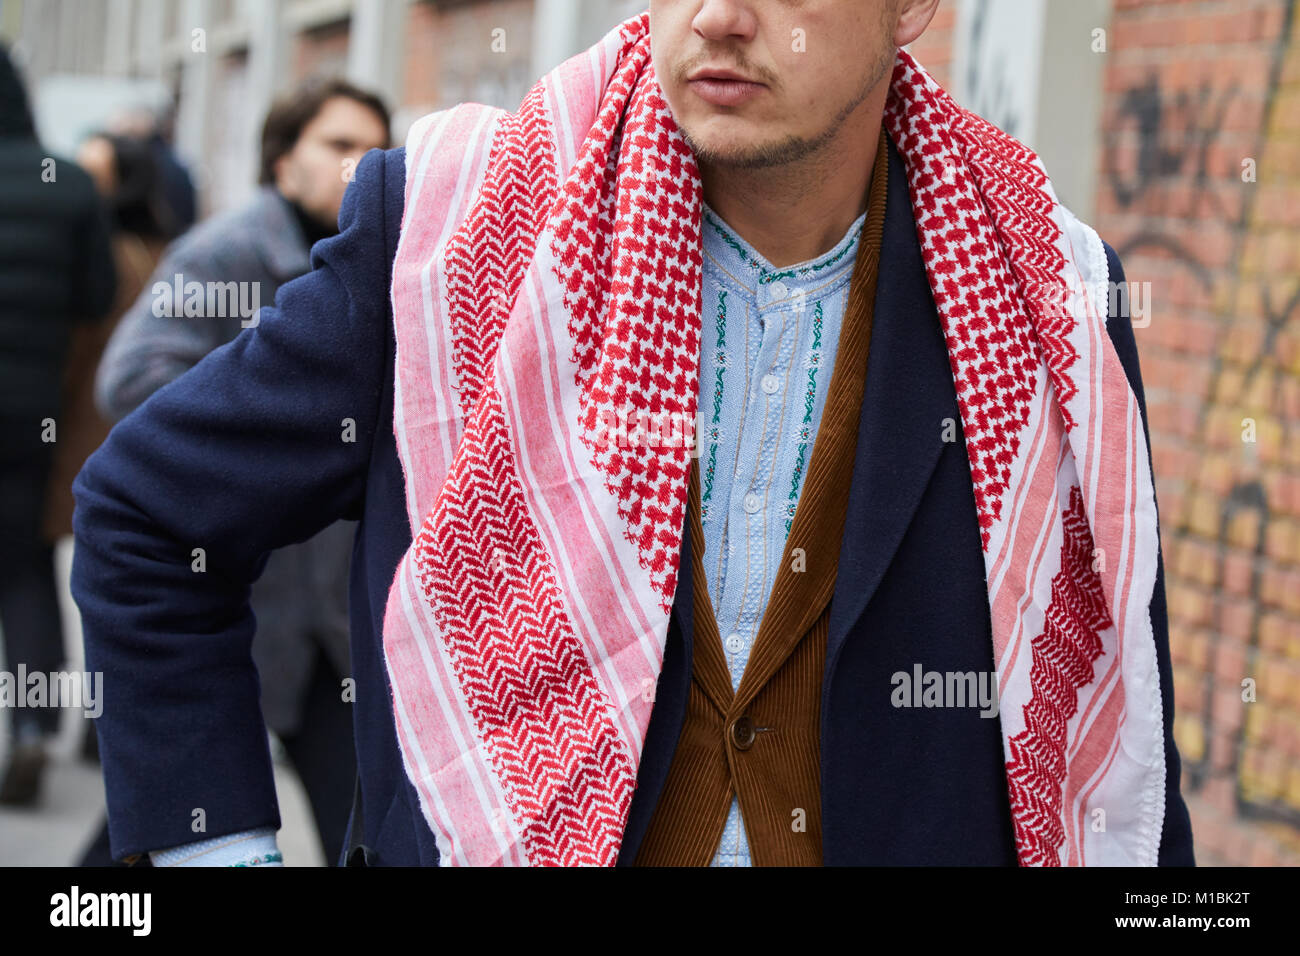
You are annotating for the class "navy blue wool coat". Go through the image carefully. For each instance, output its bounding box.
[71,137,1195,866]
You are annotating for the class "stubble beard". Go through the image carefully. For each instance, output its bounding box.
[680,41,896,172]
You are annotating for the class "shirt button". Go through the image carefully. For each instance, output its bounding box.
[730,716,756,750]
[724,632,744,654]
[743,492,761,514]
[760,373,780,394]
[768,280,787,300]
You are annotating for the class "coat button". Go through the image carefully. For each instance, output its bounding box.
[730,715,756,750]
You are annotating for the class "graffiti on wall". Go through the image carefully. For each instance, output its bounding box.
[1102,0,1299,830]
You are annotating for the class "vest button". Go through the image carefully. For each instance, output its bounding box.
[730,715,756,750]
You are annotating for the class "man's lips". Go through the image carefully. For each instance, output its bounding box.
[686,76,766,107]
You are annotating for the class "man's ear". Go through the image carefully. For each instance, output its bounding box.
[894,0,942,49]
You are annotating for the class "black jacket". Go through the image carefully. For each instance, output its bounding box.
[0,48,116,428]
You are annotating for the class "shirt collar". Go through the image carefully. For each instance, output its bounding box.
[701,199,870,297]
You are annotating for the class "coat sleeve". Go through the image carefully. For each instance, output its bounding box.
[1101,239,1197,866]
[70,146,394,863]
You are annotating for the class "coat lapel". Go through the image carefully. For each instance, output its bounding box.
[822,130,960,680]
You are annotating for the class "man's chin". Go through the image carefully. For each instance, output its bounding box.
[681,126,813,171]
[680,118,754,157]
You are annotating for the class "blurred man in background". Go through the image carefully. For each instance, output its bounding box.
[89,76,390,866]
[0,44,117,805]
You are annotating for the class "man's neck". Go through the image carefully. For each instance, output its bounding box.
[279,191,337,250]
[698,105,885,270]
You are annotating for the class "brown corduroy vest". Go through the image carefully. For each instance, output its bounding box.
[633,125,890,866]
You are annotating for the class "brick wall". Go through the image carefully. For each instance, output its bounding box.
[293,19,351,82]
[908,0,959,91]
[1092,0,1300,867]
[402,0,536,116]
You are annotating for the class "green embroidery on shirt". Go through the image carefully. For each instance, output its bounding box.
[766,236,860,283]
[702,443,718,525]
[702,206,862,282]
[786,302,824,535]
[229,851,283,867]
[703,289,728,509]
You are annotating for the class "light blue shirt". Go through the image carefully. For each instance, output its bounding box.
[698,200,868,866]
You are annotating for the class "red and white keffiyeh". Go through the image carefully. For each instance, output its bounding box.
[381,11,1166,866]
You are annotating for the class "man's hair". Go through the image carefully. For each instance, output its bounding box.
[258,76,390,185]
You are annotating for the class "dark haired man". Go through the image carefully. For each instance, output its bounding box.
[91,76,389,866]
[97,77,390,420]
[256,78,391,253]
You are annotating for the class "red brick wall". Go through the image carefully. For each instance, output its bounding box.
[293,19,351,82]
[1092,0,1300,867]
[402,0,535,115]
[909,0,959,91]
[403,0,442,109]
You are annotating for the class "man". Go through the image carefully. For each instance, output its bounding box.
[86,77,389,866]
[0,44,117,805]
[72,2,1194,866]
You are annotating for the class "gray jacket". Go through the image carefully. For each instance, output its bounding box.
[95,186,353,736]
